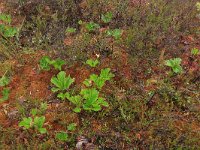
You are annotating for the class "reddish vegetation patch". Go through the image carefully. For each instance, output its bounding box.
[45,103,79,131]
[0,51,54,127]
[66,64,91,85]
[9,54,53,102]
[0,111,9,127]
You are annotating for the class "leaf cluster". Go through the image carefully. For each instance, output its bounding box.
[0,14,18,37]
[191,48,199,56]
[101,12,113,23]
[165,58,183,74]
[105,29,122,40]
[55,123,77,142]
[19,116,47,134]
[51,71,74,93]
[85,22,100,32]
[86,59,99,67]
[39,56,65,71]
[84,68,115,89]
[0,73,10,102]
[56,60,114,113]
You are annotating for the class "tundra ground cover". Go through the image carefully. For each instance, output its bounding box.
[0,0,200,149]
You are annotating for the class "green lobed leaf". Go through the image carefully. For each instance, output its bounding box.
[85,22,100,31]
[0,14,11,24]
[98,97,109,107]
[51,71,74,92]
[89,74,105,89]
[86,59,99,67]
[0,88,10,102]
[19,117,32,129]
[101,12,113,23]
[3,26,18,37]
[31,109,38,116]
[39,56,51,71]
[57,92,70,100]
[100,68,115,81]
[50,59,65,71]
[67,123,76,131]
[165,58,182,74]
[106,29,122,40]
[191,48,199,55]
[80,88,99,107]
[73,107,81,113]
[38,128,47,134]
[83,79,92,87]
[34,116,45,129]
[111,29,122,40]
[0,75,10,87]
[91,104,101,111]
[56,132,68,141]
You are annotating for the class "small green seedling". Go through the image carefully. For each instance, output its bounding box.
[191,48,199,55]
[56,132,68,142]
[67,123,77,131]
[57,92,70,100]
[0,88,10,102]
[67,95,82,113]
[39,56,65,71]
[165,58,183,74]
[0,25,18,37]
[19,117,32,129]
[85,22,100,32]
[66,27,76,33]
[86,59,99,67]
[33,116,47,134]
[78,20,83,25]
[51,71,74,92]
[81,88,109,111]
[19,116,47,134]
[39,56,51,71]
[30,103,47,116]
[50,59,65,71]
[40,102,48,113]
[84,68,115,89]
[106,29,122,40]
[101,12,113,23]
[0,74,10,87]
[0,14,11,24]
[31,108,38,116]
[0,13,18,37]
